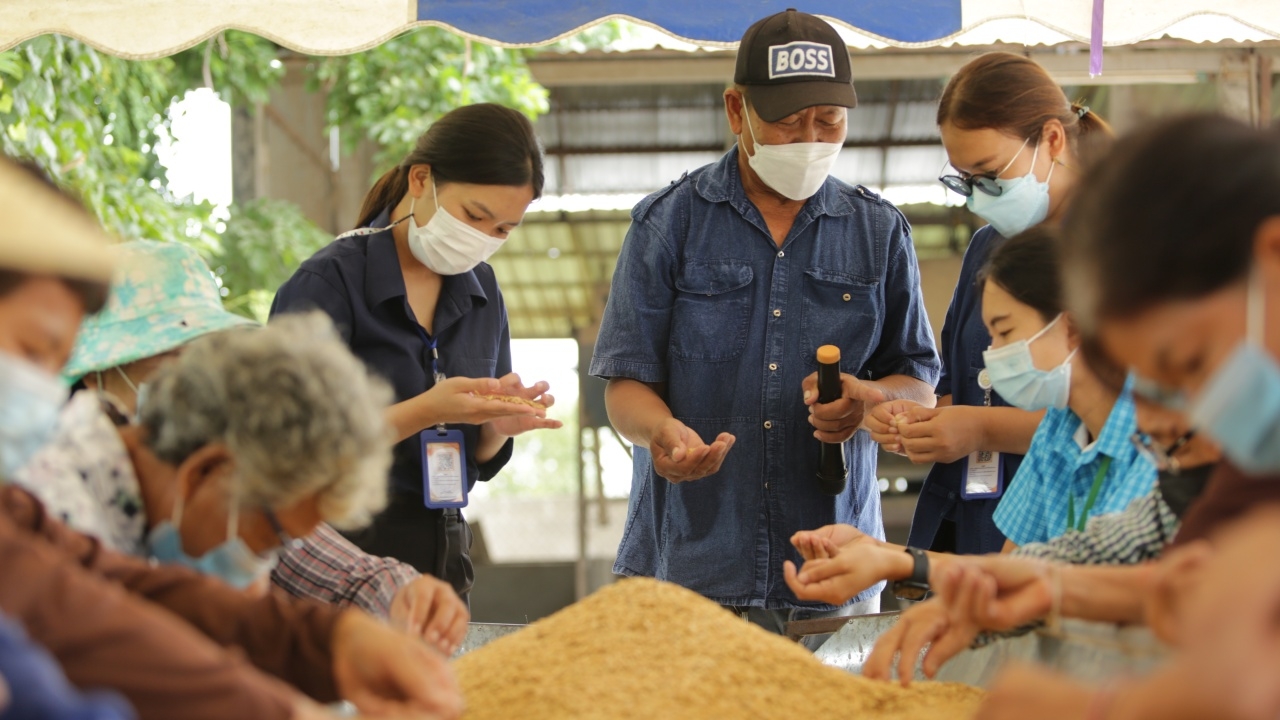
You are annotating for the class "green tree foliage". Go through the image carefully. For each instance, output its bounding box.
[209,198,333,322]
[310,22,623,170]
[0,35,222,256]
[1,24,621,326]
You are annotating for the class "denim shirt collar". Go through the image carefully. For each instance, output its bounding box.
[693,146,858,225]
[361,208,489,321]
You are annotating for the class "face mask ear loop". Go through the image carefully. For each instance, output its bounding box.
[1248,269,1266,347]
[430,178,441,213]
[742,103,761,153]
[997,137,1032,177]
[1028,313,1064,345]
[114,367,139,398]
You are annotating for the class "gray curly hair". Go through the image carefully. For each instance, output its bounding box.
[138,311,393,529]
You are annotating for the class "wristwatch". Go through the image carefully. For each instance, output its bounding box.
[892,547,931,601]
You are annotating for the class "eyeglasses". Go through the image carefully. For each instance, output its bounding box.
[1131,429,1196,474]
[938,137,1031,198]
[263,507,306,552]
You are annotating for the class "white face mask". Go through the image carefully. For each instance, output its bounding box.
[741,107,842,201]
[406,181,507,275]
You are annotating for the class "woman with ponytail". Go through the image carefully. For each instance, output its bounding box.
[271,104,562,602]
[864,52,1114,556]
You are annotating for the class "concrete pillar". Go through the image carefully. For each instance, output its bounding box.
[1219,50,1270,128]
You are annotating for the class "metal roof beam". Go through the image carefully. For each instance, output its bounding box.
[530,45,1279,88]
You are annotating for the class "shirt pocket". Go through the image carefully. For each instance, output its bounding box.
[448,356,498,380]
[670,260,754,362]
[800,268,880,370]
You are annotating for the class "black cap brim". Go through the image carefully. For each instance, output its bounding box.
[747,81,858,123]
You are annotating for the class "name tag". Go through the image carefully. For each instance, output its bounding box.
[768,41,836,79]
[423,429,469,509]
[962,450,1004,500]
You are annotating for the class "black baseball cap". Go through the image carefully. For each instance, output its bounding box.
[734,9,857,123]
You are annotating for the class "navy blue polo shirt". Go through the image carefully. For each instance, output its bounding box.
[907,225,1025,554]
[269,209,514,499]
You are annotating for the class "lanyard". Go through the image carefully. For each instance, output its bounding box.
[412,324,447,432]
[1067,455,1112,533]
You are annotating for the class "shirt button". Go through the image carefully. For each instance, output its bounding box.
[769,363,778,371]
[772,309,782,317]
[777,251,785,258]
[764,420,773,429]
[843,293,852,302]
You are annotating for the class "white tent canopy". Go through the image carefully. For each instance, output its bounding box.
[2,1,1279,60]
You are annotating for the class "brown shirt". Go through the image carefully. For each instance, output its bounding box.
[0,486,344,719]
[1173,462,1280,545]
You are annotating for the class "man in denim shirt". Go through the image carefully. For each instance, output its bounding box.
[589,10,939,631]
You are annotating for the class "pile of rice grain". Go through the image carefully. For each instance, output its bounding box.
[454,577,983,719]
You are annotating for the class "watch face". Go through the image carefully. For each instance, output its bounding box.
[893,582,930,602]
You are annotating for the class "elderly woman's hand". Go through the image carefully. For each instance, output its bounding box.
[389,576,470,655]
[330,610,463,719]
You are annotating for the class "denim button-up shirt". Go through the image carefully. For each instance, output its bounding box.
[590,149,940,609]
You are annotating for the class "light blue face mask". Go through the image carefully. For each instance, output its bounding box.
[1188,273,1280,474]
[0,352,66,479]
[967,139,1055,238]
[145,491,279,590]
[982,313,1076,412]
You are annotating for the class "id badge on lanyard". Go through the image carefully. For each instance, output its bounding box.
[413,320,470,509]
[963,369,1004,500]
[423,428,469,509]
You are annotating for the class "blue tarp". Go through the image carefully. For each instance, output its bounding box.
[417,1,962,45]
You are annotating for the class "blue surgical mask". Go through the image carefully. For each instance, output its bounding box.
[0,352,66,479]
[982,314,1076,411]
[1188,273,1280,474]
[967,140,1055,238]
[145,493,278,589]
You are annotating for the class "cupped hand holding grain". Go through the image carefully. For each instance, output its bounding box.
[784,535,909,607]
[649,417,735,483]
[483,373,563,438]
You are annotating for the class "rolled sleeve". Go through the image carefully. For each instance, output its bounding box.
[589,217,678,383]
[864,224,940,386]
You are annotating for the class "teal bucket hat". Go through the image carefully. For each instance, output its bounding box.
[62,240,257,382]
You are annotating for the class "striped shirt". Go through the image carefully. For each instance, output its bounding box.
[994,382,1157,546]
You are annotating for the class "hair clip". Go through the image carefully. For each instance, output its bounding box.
[1076,105,1091,118]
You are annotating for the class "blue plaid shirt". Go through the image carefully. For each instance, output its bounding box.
[994,381,1156,547]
